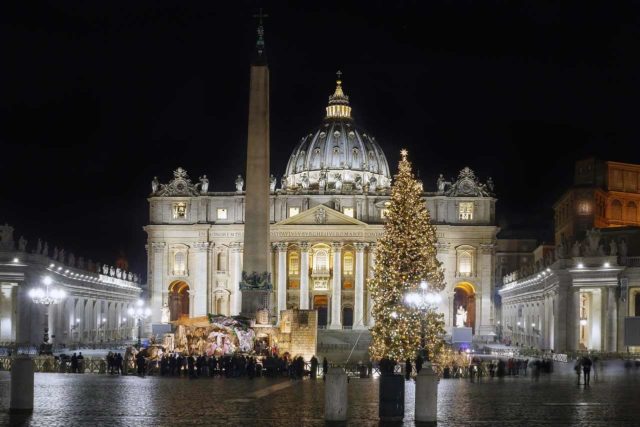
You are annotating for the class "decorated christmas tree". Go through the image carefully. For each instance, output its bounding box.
[369,149,446,362]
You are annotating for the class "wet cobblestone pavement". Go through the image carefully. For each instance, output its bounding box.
[1,361,639,426]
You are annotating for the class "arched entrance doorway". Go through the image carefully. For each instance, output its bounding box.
[453,282,476,333]
[169,281,190,321]
[314,295,328,328]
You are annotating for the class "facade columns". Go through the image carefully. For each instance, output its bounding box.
[276,242,288,322]
[367,243,376,327]
[299,242,310,310]
[329,242,343,329]
[229,243,243,316]
[353,242,367,329]
[569,287,580,351]
[151,242,166,323]
[0,284,17,342]
[192,242,210,317]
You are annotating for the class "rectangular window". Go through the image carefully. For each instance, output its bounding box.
[459,202,473,220]
[172,202,187,219]
[288,207,300,217]
[343,207,354,218]
[216,208,228,220]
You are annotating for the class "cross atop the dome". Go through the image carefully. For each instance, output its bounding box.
[400,149,408,160]
[336,70,342,81]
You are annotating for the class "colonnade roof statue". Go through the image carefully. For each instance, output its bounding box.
[283,72,392,194]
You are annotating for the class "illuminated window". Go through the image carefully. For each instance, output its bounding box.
[610,200,622,221]
[313,250,329,273]
[343,252,354,275]
[288,207,300,217]
[459,202,473,220]
[577,201,591,215]
[216,208,228,220]
[458,251,473,276]
[343,207,354,217]
[289,252,300,276]
[174,252,186,275]
[173,202,187,219]
[627,202,638,222]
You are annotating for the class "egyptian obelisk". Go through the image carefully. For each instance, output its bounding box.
[241,11,272,318]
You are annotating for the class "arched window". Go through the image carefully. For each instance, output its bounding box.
[313,250,329,273]
[610,200,623,221]
[343,251,354,275]
[626,202,638,223]
[289,252,300,276]
[458,251,473,277]
[174,252,186,276]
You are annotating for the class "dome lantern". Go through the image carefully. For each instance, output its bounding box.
[325,71,352,120]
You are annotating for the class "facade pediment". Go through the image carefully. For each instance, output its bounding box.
[275,205,368,227]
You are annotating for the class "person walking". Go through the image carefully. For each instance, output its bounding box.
[574,359,582,385]
[405,359,412,381]
[415,354,424,374]
[310,355,318,380]
[582,356,592,386]
[322,357,329,380]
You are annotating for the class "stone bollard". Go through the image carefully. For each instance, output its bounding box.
[415,362,438,423]
[325,369,348,421]
[10,355,35,412]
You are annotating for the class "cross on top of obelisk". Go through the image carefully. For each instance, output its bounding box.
[252,9,268,64]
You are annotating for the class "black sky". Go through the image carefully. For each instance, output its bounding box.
[3,1,640,276]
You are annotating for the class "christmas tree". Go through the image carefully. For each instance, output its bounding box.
[369,149,446,362]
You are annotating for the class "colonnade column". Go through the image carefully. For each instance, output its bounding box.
[367,243,376,327]
[229,243,243,316]
[606,286,618,352]
[353,243,367,329]
[192,242,210,317]
[276,242,288,322]
[329,242,343,329]
[0,284,17,342]
[569,287,580,351]
[299,242,310,310]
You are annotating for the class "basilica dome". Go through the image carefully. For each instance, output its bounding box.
[283,75,391,193]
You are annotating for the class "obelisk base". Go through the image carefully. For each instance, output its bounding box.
[240,289,271,319]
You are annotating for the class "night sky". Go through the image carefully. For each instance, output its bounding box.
[3,1,640,277]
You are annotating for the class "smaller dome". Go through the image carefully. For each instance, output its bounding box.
[283,73,391,194]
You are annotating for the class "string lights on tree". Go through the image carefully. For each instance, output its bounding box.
[369,149,446,362]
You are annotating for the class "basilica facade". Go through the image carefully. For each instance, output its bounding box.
[145,78,500,339]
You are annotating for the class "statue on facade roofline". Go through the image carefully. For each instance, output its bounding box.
[269,174,276,193]
[281,175,288,191]
[487,177,495,193]
[109,266,116,277]
[0,224,15,250]
[78,256,85,270]
[619,238,628,257]
[235,174,244,192]
[102,264,109,275]
[36,238,42,255]
[42,242,49,257]
[571,240,581,257]
[52,246,59,260]
[198,175,209,194]
[151,176,159,194]
[18,236,27,252]
[68,253,76,268]
[116,267,122,279]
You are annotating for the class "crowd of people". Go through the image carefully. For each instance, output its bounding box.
[131,352,326,380]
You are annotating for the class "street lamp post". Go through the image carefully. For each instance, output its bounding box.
[404,280,442,361]
[28,276,66,355]
[127,299,151,347]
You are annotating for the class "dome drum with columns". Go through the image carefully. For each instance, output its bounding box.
[145,73,501,345]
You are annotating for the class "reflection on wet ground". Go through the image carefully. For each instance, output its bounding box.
[1,360,639,426]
